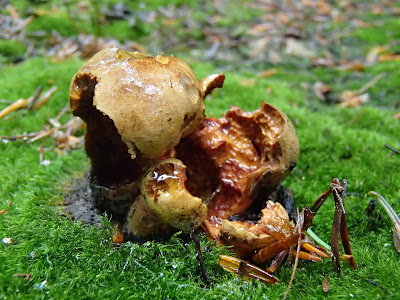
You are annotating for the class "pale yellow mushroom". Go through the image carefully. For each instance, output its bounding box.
[140,158,208,233]
[125,194,173,238]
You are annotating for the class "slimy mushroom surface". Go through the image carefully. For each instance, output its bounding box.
[176,102,299,238]
[140,158,208,233]
[69,46,224,189]
[68,47,300,243]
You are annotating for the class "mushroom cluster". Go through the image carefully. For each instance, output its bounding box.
[69,46,299,243]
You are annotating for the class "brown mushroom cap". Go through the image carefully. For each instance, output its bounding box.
[70,46,224,160]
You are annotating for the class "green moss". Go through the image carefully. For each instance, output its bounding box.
[0,40,27,64]
[1,1,400,299]
[2,54,400,298]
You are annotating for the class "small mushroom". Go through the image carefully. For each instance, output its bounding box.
[139,158,208,233]
[69,46,224,191]
[125,194,174,238]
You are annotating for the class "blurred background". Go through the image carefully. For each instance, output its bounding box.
[1,1,398,67]
[2,0,400,110]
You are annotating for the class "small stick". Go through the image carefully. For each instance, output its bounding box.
[331,184,343,278]
[267,249,288,273]
[190,231,212,288]
[365,279,386,290]
[0,133,37,141]
[27,85,43,110]
[289,250,322,261]
[384,144,400,155]
[12,274,31,281]
[218,255,279,284]
[34,86,57,110]
[310,188,332,213]
[302,242,330,258]
[338,180,357,270]
[357,72,385,94]
[283,208,302,300]
[27,129,54,144]
[0,99,29,118]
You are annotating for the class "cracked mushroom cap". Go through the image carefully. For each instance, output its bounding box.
[175,102,300,231]
[69,46,224,160]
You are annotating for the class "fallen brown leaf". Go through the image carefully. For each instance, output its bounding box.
[239,78,256,86]
[366,46,388,64]
[379,53,400,62]
[13,274,31,281]
[313,81,332,101]
[258,68,277,78]
[322,276,329,293]
[336,62,366,72]
[339,91,369,107]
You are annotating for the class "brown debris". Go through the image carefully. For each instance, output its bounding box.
[218,254,279,284]
[0,86,57,119]
[322,276,329,293]
[339,91,369,108]
[313,81,332,101]
[1,111,84,160]
[12,274,31,281]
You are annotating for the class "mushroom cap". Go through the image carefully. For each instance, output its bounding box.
[140,158,208,233]
[70,46,222,159]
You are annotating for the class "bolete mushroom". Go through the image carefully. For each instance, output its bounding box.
[68,47,300,244]
[69,46,224,194]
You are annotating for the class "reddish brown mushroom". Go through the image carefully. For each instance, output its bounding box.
[175,102,300,239]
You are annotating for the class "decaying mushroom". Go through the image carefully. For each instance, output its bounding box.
[69,46,224,192]
[69,47,355,284]
[175,102,299,240]
[69,46,224,231]
[69,46,300,238]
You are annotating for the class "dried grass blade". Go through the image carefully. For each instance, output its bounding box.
[218,255,279,284]
[283,208,302,300]
[368,191,400,253]
[0,99,29,118]
[27,85,43,110]
[302,242,330,258]
[310,188,332,212]
[289,250,322,261]
[338,180,357,270]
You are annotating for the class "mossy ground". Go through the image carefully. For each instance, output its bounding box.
[1,1,400,299]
